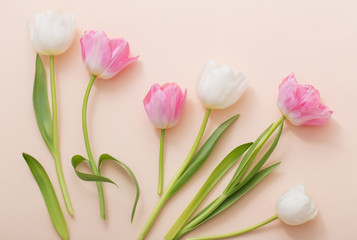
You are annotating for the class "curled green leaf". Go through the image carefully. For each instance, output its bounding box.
[33,54,54,154]
[23,153,68,240]
[71,154,118,187]
[98,153,140,223]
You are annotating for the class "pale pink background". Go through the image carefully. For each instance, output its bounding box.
[1,0,356,239]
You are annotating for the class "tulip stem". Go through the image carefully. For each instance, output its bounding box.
[49,55,74,216]
[137,108,211,240]
[82,74,106,220]
[158,129,165,195]
[186,215,278,240]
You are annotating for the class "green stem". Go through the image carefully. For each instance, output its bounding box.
[186,215,278,240]
[158,129,166,195]
[82,74,106,220]
[137,108,211,240]
[49,55,74,216]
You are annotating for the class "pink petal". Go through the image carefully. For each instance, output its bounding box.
[144,85,171,129]
[80,30,112,75]
[277,73,298,114]
[99,55,139,79]
[99,39,138,79]
[173,88,187,125]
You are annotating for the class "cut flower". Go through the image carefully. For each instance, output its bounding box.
[277,73,333,126]
[197,60,248,109]
[144,83,187,129]
[80,30,138,79]
[28,10,75,55]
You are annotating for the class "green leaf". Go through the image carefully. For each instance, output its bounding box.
[176,163,280,239]
[232,121,284,192]
[168,114,240,198]
[71,155,118,187]
[33,54,54,154]
[98,153,140,223]
[224,123,273,193]
[23,153,68,240]
[165,142,252,240]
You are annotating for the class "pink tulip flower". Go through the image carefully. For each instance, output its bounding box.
[144,83,187,129]
[80,30,138,79]
[277,73,333,126]
[144,83,187,194]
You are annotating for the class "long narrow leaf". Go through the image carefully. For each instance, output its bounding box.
[175,163,280,240]
[165,143,252,240]
[98,153,140,223]
[71,155,117,187]
[33,54,53,153]
[23,153,68,240]
[168,114,240,197]
[224,123,273,193]
[233,121,284,191]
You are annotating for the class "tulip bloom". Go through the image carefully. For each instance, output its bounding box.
[28,10,75,55]
[187,185,318,240]
[144,83,187,194]
[277,184,318,225]
[277,73,333,126]
[144,83,187,129]
[197,60,248,109]
[76,30,138,219]
[80,30,139,79]
[26,10,76,217]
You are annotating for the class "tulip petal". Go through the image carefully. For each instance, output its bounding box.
[99,55,139,79]
[144,85,171,129]
[80,30,112,75]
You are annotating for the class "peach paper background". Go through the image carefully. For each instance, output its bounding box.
[1,0,356,239]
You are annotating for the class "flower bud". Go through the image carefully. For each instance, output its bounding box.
[28,10,75,55]
[276,185,318,225]
[197,60,248,109]
[144,83,187,129]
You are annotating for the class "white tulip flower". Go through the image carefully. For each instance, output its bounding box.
[276,184,318,225]
[186,185,318,240]
[197,60,248,109]
[28,10,75,55]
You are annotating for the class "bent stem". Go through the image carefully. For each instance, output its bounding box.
[82,74,106,219]
[137,108,211,240]
[50,55,74,216]
[158,129,166,195]
[187,215,278,240]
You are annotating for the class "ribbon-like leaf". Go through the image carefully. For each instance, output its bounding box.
[233,121,284,192]
[33,54,54,154]
[71,155,117,187]
[224,123,273,193]
[165,142,252,240]
[168,114,240,197]
[98,153,140,223]
[23,153,68,240]
[174,163,280,240]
